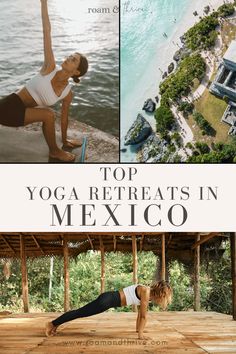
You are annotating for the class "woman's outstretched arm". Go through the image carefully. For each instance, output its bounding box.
[137,287,151,340]
[137,299,148,339]
[40,0,55,74]
[136,307,141,332]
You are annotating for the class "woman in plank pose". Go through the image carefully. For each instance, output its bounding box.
[0,0,88,162]
[46,280,172,340]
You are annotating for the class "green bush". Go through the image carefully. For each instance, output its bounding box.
[178,101,194,115]
[160,55,206,105]
[172,132,182,147]
[187,140,236,162]
[185,14,219,51]
[154,105,175,134]
[186,142,194,149]
[223,95,229,104]
[168,261,193,311]
[195,142,210,154]
[201,244,232,313]
[217,3,235,17]
[193,111,215,135]
[170,154,182,163]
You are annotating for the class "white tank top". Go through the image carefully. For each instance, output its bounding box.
[25,66,71,107]
[123,284,141,306]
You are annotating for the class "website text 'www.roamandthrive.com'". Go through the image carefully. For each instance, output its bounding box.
[56,339,168,347]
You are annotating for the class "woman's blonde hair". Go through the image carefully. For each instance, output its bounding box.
[150,280,172,310]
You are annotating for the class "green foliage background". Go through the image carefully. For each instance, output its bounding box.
[0,243,232,315]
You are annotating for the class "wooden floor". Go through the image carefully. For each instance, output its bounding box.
[0,312,236,353]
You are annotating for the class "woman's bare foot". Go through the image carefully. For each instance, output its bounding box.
[62,138,83,149]
[45,321,58,337]
[49,149,76,162]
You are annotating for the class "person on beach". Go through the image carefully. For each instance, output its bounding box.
[45,281,172,340]
[0,0,88,162]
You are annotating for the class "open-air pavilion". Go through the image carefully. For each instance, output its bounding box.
[0,232,235,353]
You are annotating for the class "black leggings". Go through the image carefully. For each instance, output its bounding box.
[0,93,26,127]
[52,291,121,327]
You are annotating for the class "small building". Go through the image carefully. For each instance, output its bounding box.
[210,40,236,102]
[222,102,236,135]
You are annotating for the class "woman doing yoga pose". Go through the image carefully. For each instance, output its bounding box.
[45,281,172,340]
[0,0,88,162]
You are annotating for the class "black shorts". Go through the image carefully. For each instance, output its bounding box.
[0,93,26,127]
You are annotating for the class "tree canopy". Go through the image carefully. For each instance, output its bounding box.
[154,106,175,134]
[160,54,206,106]
[188,138,236,162]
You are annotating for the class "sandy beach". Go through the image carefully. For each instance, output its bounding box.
[121,0,225,161]
[143,0,224,113]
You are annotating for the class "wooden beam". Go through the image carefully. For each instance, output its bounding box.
[140,235,145,252]
[191,233,219,249]
[194,234,200,311]
[0,235,16,255]
[59,233,64,245]
[161,234,166,281]
[20,235,29,313]
[166,233,172,250]
[132,235,138,312]
[63,236,70,312]
[100,236,105,293]
[231,233,236,320]
[87,235,94,251]
[31,235,44,255]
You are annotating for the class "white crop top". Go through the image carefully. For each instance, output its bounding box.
[26,66,71,107]
[123,284,141,306]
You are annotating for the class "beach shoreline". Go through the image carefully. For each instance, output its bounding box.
[121,0,225,162]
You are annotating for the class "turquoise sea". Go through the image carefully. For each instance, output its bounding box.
[121,0,190,161]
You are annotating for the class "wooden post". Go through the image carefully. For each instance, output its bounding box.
[100,236,105,293]
[63,236,70,312]
[20,234,29,313]
[161,234,166,281]
[231,233,236,320]
[194,234,201,311]
[49,257,54,301]
[132,235,138,312]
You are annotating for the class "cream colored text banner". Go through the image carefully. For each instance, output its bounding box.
[0,164,235,231]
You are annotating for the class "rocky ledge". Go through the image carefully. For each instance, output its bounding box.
[137,133,168,162]
[124,114,152,145]
[173,47,191,63]
[204,6,210,14]
[0,116,119,163]
[142,98,156,113]
[168,62,175,74]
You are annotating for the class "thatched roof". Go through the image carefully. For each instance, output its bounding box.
[0,232,229,263]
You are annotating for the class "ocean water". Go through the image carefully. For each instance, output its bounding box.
[121,0,190,161]
[0,0,119,136]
